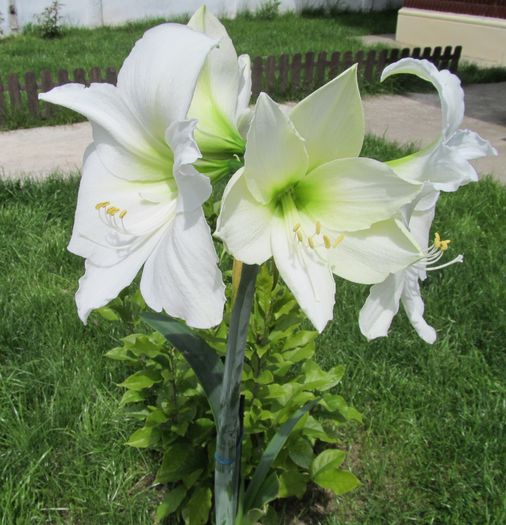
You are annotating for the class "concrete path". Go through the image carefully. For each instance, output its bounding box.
[0,82,504,183]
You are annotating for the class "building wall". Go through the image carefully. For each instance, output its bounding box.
[1,0,402,35]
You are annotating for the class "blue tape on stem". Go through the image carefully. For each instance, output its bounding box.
[215,452,235,466]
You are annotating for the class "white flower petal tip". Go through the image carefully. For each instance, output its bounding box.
[381,58,464,138]
[290,64,364,168]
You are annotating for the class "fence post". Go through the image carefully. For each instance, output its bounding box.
[364,50,376,83]
[24,72,39,116]
[291,53,302,93]
[279,54,289,95]
[251,56,263,98]
[41,70,54,117]
[303,51,315,91]
[329,52,341,79]
[315,51,327,88]
[7,74,22,110]
[105,67,118,85]
[450,46,462,73]
[74,68,87,85]
[266,56,276,94]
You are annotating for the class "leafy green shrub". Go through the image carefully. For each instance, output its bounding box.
[102,264,361,524]
[36,0,63,39]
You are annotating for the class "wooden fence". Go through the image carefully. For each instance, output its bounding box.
[0,45,462,126]
[404,0,506,19]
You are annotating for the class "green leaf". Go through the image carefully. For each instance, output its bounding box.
[288,437,314,469]
[145,408,169,426]
[278,469,307,498]
[283,331,318,350]
[312,469,360,496]
[105,346,137,362]
[155,485,187,522]
[256,370,274,385]
[302,361,344,391]
[182,486,212,525]
[96,306,121,321]
[310,449,346,478]
[125,426,160,448]
[320,393,363,422]
[141,312,224,423]
[156,442,205,483]
[122,333,164,358]
[119,369,161,391]
[243,400,317,513]
[283,343,315,363]
[119,390,146,406]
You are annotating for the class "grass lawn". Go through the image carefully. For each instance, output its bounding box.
[1,137,504,524]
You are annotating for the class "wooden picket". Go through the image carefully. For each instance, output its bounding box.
[0,45,462,126]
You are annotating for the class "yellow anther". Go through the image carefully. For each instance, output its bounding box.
[106,206,120,216]
[296,230,303,242]
[95,201,110,210]
[293,223,301,232]
[434,232,451,251]
[315,221,321,235]
[323,235,331,249]
[119,210,128,219]
[308,237,315,249]
[333,234,345,248]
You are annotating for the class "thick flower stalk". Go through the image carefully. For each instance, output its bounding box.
[39,23,226,328]
[359,59,497,343]
[216,66,424,332]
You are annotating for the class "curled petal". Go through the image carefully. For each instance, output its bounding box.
[401,268,437,344]
[381,58,464,139]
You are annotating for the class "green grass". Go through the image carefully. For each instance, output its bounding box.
[0,137,504,524]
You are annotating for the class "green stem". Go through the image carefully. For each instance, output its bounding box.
[214,264,258,525]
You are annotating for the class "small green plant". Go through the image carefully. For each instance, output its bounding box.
[101,264,361,524]
[36,0,63,39]
[255,1,281,20]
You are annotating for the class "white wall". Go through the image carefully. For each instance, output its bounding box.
[2,0,402,35]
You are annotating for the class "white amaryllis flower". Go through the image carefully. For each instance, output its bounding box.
[216,66,424,332]
[359,188,463,344]
[359,58,497,343]
[187,6,251,157]
[382,58,497,192]
[39,24,226,328]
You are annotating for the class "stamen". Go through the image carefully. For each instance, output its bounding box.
[119,210,128,219]
[434,232,451,251]
[106,206,120,216]
[323,235,331,249]
[315,221,321,235]
[95,201,110,210]
[308,237,316,249]
[293,223,301,232]
[333,234,345,248]
[296,230,303,242]
[426,254,464,271]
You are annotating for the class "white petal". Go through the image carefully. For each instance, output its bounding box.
[271,216,335,332]
[236,54,252,120]
[328,219,422,284]
[40,83,166,164]
[381,58,464,139]
[359,273,404,340]
[117,23,217,141]
[298,157,421,232]
[290,65,364,170]
[447,129,497,160]
[75,232,162,323]
[215,169,274,265]
[165,120,212,213]
[401,268,437,344]
[141,208,225,329]
[68,146,176,267]
[244,93,309,204]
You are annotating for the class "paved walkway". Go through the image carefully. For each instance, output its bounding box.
[0,82,504,183]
